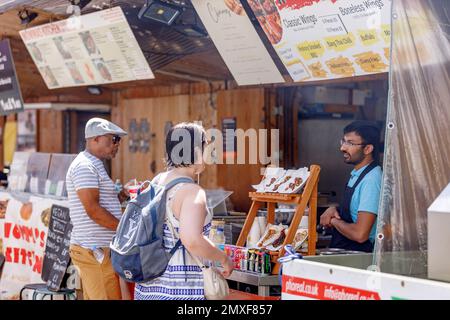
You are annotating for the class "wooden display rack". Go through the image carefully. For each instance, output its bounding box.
[236,165,321,275]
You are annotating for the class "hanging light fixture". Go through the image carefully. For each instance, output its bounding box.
[138,0,183,26]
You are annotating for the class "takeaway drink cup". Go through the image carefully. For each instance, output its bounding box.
[127,184,140,200]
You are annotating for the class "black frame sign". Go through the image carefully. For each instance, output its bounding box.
[0,39,24,115]
[41,204,73,291]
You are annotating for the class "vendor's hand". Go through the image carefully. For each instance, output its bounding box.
[320,207,341,228]
[220,255,234,278]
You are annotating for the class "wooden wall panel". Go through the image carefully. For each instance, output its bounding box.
[189,93,218,190]
[112,96,190,183]
[112,88,266,212]
[217,89,266,211]
[38,109,64,153]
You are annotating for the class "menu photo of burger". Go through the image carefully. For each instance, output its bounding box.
[248,0,283,45]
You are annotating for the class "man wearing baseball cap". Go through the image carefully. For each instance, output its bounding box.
[66,118,128,300]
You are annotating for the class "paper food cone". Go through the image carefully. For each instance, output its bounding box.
[256,216,267,239]
[247,220,261,248]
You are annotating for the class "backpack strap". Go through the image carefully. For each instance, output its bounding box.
[164,177,195,192]
[170,239,182,255]
[161,177,195,251]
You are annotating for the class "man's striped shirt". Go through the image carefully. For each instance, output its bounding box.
[66,150,121,248]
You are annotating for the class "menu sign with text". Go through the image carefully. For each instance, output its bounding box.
[248,0,391,82]
[0,39,24,115]
[41,205,72,291]
[192,0,285,85]
[20,7,154,89]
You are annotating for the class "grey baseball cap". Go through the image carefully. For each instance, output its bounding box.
[85,117,127,139]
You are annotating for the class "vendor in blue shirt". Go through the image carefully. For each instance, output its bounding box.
[320,121,382,252]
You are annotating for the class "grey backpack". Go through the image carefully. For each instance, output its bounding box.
[110,177,194,283]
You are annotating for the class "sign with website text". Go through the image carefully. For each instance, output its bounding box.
[248,0,391,82]
[192,0,285,85]
[0,39,24,115]
[20,6,154,89]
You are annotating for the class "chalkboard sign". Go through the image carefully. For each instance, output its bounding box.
[41,204,73,291]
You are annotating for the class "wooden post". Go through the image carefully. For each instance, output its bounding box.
[308,176,319,256]
[267,202,276,225]
[236,165,321,276]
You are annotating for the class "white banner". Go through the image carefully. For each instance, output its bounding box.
[192,0,285,85]
[0,195,68,300]
[248,0,391,82]
[20,7,154,89]
[282,259,450,300]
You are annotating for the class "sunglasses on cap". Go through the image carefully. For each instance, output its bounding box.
[112,135,121,144]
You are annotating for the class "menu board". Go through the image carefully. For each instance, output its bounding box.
[41,205,72,291]
[247,0,391,82]
[0,39,24,115]
[19,6,154,89]
[191,0,284,85]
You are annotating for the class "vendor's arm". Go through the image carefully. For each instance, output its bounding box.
[332,171,381,243]
[331,212,376,243]
[77,188,120,231]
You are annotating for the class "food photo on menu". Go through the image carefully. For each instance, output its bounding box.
[83,63,96,81]
[39,66,59,87]
[92,58,112,81]
[29,42,45,64]
[53,36,72,59]
[248,0,283,44]
[224,0,245,15]
[66,61,85,84]
[79,31,100,56]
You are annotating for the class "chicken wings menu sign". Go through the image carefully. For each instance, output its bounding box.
[248,0,391,82]
[19,7,154,89]
[0,39,24,115]
[191,0,284,85]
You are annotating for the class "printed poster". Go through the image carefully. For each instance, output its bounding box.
[0,195,68,300]
[192,0,285,85]
[17,110,37,152]
[248,0,391,81]
[19,7,154,89]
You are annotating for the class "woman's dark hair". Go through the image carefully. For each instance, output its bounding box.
[344,121,381,161]
[165,122,207,168]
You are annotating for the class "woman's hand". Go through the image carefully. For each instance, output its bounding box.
[220,254,234,278]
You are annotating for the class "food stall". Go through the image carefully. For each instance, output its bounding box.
[0,0,447,301]
[279,0,450,299]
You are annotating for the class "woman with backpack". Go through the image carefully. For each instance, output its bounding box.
[134,122,234,300]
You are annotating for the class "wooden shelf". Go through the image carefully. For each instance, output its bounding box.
[236,165,321,275]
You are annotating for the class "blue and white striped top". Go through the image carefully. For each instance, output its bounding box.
[66,150,122,248]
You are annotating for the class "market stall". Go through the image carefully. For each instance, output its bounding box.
[0,0,446,302]
[279,0,450,299]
